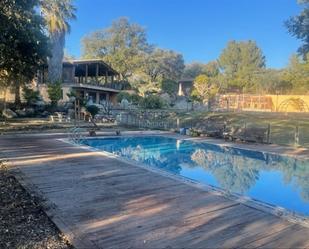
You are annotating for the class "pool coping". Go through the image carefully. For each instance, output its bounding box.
[59,134,309,228]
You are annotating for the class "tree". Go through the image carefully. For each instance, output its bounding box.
[282,54,309,93]
[47,82,62,106]
[141,48,185,82]
[82,17,149,80]
[255,69,292,94]
[286,0,309,59]
[191,74,219,109]
[218,40,266,92]
[40,0,76,83]
[0,0,49,105]
[183,61,220,79]
[182,63,206,79]
[160,79,178,96]
[204,61,220,78]
[23,86,41,106]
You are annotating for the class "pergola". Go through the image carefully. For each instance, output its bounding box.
[65,59,120,84]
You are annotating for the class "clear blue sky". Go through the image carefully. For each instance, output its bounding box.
[66,0,302,69]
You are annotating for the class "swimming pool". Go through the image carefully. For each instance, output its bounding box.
[81,136,309,216]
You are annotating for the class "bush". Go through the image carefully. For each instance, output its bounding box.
[160,79,178,96]
[23,86,40,106]
[116,92,131,103]
[86,105,100,117]
[139,95,165,109]
[117,92,142,105]
[47,82,62,106]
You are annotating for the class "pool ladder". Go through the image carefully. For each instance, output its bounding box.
[68,127,86,144]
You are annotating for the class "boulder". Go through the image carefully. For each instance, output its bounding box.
[25,107,35,116]
[34,100,45,107]
[41,111,50,118]
[15,109,26,117]
[68,109,75,119]
[2,108,17,118]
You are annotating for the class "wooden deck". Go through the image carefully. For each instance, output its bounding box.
[1,134,309,249]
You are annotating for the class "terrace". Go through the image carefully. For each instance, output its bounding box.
[38,59,125,91]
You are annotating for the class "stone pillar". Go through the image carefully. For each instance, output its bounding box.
[178,82,183,96]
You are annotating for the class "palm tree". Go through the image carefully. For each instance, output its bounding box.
[40,0,76,83]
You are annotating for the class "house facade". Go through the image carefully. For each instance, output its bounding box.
[177,78,194,96]
[38,59,122,104]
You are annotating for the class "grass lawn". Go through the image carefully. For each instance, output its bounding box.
[176,111,309,148]
[2,112,309,148]
[0,118,117,134]
[0,117,142,135]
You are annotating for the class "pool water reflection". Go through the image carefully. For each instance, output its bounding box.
[82,136,309,216]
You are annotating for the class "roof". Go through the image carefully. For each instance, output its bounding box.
[63,59,119,76]
[178,78,194,83]
[69,83,121,93]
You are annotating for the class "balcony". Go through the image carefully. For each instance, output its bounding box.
[38,59,127,91]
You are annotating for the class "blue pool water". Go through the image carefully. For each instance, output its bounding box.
[82,136,309,216]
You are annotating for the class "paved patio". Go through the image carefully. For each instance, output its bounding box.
[1,134,309,249]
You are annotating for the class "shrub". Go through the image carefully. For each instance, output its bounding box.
[67,90,86,106]
[116,92,131,103]
[117,92,142,105]
[129,94,142,105]
[47,82,62,106]
[139,95,165,109]
[160,79,178,96]
[86,105,100,117]
[23,86,40,106]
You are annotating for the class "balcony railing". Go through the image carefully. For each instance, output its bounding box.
[63,78,128,91]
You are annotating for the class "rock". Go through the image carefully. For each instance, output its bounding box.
[40,111,50,118]
[2,109,17,118]
[64,102,74,110]
[25,108,35,116]
[15,109,26,117]
[34,100,45,107]
[67,109,75,119]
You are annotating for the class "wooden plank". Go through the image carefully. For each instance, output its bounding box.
[0,136,308,249]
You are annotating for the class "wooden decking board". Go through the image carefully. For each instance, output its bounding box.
[57,184,195,215]
[71,195,235,227]
[245,224,309,248]
[90,204,247,247]
[83,195,239,240]
[92,205,270,249]
[217,217,293,248]
[43,181,182,208]
[0,136,308,249]
[152,206,271,247]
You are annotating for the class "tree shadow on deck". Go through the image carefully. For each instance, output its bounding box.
[1,136,309,249]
